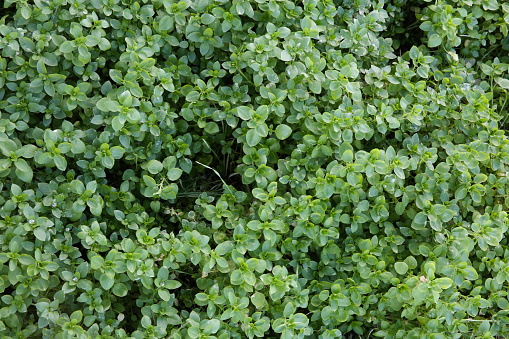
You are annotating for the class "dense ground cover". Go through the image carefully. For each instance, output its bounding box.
[1,0,509,338]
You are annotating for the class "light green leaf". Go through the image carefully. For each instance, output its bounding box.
[164,280,182,289]
[167,168,183,181]
[158,289,171,301]
[147,159,163,174]
[70,310,83,323]
[0,139,17,156]
[215,241,233,256]
[54,155,67,171]
[497,78,509,89]
[275,124,292,140]
[160,16,173,30]
[118,90,133,107]
[395,262,409,275]
[110,146,125,159]
[14,159,33,182]
[251,292,266,309]
[111,117,124,131]
[428,34,442,48]
[90,256,104,269]
[143,175,157,187]
[204,122,220,134]
[342,150,353,163]
[435,278,453,289]
[18,254,35,266]
[237,106,253,120]
[60,41,75,53]
[246,129,261,147]
[100,274,114,290]
[112,283,128,297]
[97,98,120,112]
[33,227,47,241]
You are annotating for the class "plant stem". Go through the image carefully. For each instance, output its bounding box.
[196,161,234,195]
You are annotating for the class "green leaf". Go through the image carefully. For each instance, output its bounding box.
[158,289,171,301]
[201,13,216,25]
[143,175,157,187]
[34,227,46,241]
[470,189,482,204]
[111,282,128,297]
[90,256,104,269]
[97,98,113,112]
[435,278,453,289]
[395,262,409,275]
[21,6,31,19]
[455,186,467,200]
[414,212,427,224]
[19,145,38,158]
[18,255,35,266]
[428,34,442,48]
[110,146,125,159]
[186,91,200,102]
[70,310,83,323]
[157,267,169,280]
[164,280,182,289]
[284,302,295,317]
[275,124,292,140]
[87,198,102,216]
[139,58,155,69]
[0,139,17,156]
[231,270,243,285]
[100,274,114,290]
[160,16,173,30]
[167,168,183,181]
[497,78,509,90]
[246,129,261,147]
[147,160,163,174]
[215,241,233,256]
[409,46,419,59]
[54,155,67,171]
[112,116,124,131]
[205,122,220,134]
[14,159,33,183]
[342,150,354,163]
[308,80,321,94]
[441,209,455,222]
[250,292,266,309]
[243,271,256,285]
[123,239,135,252]
[97,98,120,112]
[237,106,253,120]
[60,41,75,53]
[85,35,100,47]
[118,90,133,107]
[293,313,308,327]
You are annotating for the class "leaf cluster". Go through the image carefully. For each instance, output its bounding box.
[1,0,509,338]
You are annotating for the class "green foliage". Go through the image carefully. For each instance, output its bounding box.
[1,0,509,338]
